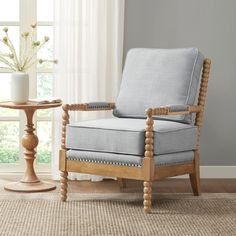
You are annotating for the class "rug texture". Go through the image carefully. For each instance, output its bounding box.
[0,194,235,236]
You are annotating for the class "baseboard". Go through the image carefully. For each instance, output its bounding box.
[175,166,236,179]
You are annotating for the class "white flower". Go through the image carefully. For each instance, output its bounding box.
[21,32,29,38]
[44,36,50,42]
[32,41,40,47]
[3,36,8,44]
[3,27,8,33]
[31,22,37,28]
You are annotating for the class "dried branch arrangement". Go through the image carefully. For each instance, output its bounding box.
[0,23,57,72]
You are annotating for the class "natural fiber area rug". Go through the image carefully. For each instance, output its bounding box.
[0,193,235,236]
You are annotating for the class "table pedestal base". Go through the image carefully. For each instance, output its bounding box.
[4,181,56,193]
[0,102,62,194]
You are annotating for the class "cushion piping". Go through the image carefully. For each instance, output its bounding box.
[185,48,200,105]
[66,147,144,156]
[156,160,193,166]
[67,124,196,133]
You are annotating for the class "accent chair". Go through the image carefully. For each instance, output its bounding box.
[59,48,211,213]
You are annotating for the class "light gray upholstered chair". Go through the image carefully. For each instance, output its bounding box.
[59,48,211,213]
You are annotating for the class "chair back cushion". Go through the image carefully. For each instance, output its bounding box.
[113,48,204,123]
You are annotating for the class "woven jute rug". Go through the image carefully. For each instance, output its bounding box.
[0,193,235,236]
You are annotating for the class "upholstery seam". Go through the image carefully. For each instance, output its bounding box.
[66,148,144,156]
[66,149,195,157]
[185,48,199,105]
[156,160,194,166]
[68,125,197,133]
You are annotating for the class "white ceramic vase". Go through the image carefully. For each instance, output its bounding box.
[11,72,29,104]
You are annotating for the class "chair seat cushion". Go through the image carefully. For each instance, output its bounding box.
[66,150,194,167]
[66,118,197,156]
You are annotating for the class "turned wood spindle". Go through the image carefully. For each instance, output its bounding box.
[190,59,211,196]
[60,171,68,201]
[143,108,154,214]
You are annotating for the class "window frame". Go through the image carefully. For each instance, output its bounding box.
[0,0,54,173]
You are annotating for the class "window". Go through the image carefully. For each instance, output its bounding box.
[0,0,54,172]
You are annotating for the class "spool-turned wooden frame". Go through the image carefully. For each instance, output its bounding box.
[59,59,211,213]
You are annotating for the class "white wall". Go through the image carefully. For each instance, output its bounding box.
[124,0,236,166]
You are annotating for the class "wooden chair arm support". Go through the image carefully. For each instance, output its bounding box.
[62,102,115,112]
[150,105,203,116]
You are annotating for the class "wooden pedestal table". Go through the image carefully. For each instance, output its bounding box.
[0,102,62,192]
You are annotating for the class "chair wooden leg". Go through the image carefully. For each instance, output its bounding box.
[117,178,126,188]
[60,171,68,201]
[189,151,201,196]
[189,172,200,196]
[143,181,152,214]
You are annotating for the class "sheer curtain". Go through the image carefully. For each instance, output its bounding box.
[52,0,125,180]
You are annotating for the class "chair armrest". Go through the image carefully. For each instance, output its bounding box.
[62,102,115,112]
[150,105,203,116]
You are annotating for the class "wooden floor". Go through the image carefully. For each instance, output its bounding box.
[0,177,236,194]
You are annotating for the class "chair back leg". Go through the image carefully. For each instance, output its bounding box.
[117,178,126,188]
[189,150,201,196]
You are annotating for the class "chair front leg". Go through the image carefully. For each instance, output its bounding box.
[60,171,68,201]
[143,108,154,214]
[143,181,152,213]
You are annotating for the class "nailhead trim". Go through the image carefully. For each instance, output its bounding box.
[66,156,142,167]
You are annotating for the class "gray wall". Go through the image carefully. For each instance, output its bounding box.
[124,0,236,165]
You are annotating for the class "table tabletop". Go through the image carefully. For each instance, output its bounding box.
[0,101,62,110]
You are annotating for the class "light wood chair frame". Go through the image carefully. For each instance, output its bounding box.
[59,59,211,213]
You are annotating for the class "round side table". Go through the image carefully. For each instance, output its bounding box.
[0,101,62,192]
